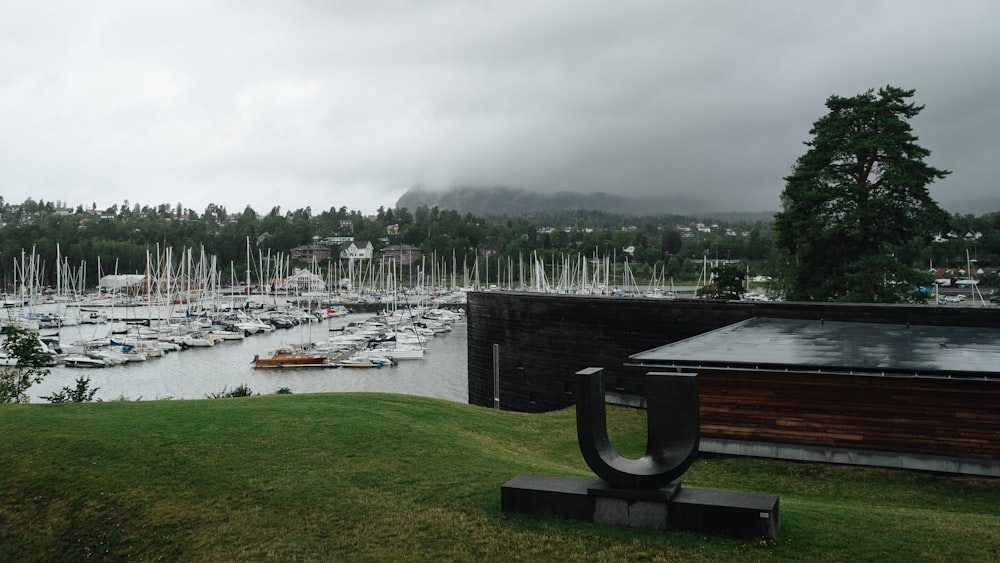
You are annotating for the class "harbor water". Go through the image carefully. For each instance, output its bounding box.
[25,310,468,404]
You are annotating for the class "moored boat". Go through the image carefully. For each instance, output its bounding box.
[253,345,334,369]
[209,326,247,341]
[337,353,396,368]
[63,354,107,368]
[335,357,382,368]
[369,342,425,360]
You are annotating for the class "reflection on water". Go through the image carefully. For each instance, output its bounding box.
[29,313,468,404]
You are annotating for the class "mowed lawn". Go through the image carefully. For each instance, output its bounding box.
[1,393,998,561]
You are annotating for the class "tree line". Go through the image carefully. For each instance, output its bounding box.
[0,199,779,289]
[1,195,995,293]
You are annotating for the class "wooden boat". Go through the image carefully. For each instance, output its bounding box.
[253,346,333,369]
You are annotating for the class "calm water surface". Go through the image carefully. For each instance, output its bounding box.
[29,312,468,404]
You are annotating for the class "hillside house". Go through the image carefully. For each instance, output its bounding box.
[381,244,423,265]
[291,244,332,262]
[321,236,354,246]
[479,243,498,258]
[340,240,374,260]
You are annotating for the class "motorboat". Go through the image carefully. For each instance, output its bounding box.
[369,342,425,360]
[209,326,247,341]
[337,353,396,368]
[253,346,334,369]
[63,354,107,368]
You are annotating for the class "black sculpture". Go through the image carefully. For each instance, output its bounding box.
[575,367,699,490]
[501,365,779,538]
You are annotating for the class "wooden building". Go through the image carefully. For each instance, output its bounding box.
[467,293,1000,476]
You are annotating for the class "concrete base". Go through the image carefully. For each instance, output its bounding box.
[501,474,779,539]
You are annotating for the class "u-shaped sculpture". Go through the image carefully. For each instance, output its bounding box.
[576,367,700,490]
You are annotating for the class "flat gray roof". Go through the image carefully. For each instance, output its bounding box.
[629,317,1000,379]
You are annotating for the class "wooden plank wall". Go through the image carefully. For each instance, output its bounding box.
[698,369,1000,460]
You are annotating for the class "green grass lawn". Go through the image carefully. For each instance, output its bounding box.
[2,393,998,561]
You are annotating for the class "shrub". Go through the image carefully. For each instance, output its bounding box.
[42,376,100,403]
[206,384,255,399]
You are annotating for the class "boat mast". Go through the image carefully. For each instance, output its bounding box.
[246,236,251,297]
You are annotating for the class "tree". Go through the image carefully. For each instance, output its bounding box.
[697,262,746,300]
[661,229,682,256]
[0,326,52,403]
[774,86,950,302]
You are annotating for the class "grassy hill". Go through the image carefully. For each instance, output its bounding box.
[2,393,998,561]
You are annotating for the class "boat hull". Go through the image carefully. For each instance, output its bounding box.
[253,348,334,369]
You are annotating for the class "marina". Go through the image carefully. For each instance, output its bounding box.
[10,302,468,404]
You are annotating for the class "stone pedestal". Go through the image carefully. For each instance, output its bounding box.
[501,474,779,539]
[668,487,780,539]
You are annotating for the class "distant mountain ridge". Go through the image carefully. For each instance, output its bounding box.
[395,186,741,217]
[397,186,997,219]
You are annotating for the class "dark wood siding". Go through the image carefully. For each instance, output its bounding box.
[468,293,1000,462]
[698,369,1000,459]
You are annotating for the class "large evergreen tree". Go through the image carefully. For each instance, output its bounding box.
[774,86,950,302]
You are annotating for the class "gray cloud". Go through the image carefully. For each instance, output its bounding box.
[1,1,997,215]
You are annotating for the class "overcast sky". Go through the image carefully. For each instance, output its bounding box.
[2,1,998,216]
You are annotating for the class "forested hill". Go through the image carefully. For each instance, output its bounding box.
[395,186,738,217]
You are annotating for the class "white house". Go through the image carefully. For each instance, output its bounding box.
[321,236,355,245]
[340,240,374,260]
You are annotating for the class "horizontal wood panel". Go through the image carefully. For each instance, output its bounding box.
[698,369,1000,459]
